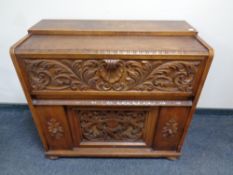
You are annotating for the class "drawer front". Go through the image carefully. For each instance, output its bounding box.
[68,107,158,148]
[21,58,204,99]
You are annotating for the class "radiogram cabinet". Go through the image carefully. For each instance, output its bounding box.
[10,20,213,160]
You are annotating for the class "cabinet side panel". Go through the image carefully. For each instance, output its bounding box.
[153,107,190,150]
[35,106,73,150]
[10,35,48,150]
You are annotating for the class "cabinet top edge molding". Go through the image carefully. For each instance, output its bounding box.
[12,20,212,56]
[28,19,198,36]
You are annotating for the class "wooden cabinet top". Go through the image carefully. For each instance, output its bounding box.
[28,20,197,35]
[13,20,211,57]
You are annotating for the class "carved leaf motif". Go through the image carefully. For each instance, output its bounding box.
[162,119,178,138]
[47,118,64,139]
[78,110,147,141]
[24,59,200,92]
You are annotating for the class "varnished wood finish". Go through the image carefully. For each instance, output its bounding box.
[45,148,181,158]
[177,36,214,152]
[22,59,203,96]
[10,34,49,151]
[15,35,208,56]
[10,20,213,159]
[153,107,190,150]
[68,107,158,148]
[28,20,197,36]
[35,106,72,149]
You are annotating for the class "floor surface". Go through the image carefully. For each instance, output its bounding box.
[0,105,232,175]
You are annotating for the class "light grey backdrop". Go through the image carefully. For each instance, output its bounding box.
[1,0,233,108]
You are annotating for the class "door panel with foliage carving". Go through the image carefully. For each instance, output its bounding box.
[68,107,158,148]
[65,106,190,150]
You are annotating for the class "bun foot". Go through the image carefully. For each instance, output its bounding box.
[167,156,179,160]
[46,155,59,160]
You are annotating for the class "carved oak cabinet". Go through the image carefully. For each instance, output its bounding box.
[10,20,213,160]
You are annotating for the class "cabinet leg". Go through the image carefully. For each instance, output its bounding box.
[46,155,59,160]
[167,156,179,161]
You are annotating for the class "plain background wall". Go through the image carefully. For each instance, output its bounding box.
[1,0,233,108]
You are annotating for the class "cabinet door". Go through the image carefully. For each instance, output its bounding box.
[68,107,158,148]
[35,106,72,150]
[153,107,190,150]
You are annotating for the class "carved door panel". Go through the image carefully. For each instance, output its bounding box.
[68,107,159,148]
[153,107,190,150]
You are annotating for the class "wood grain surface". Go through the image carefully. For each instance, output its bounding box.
[10,20,213,159]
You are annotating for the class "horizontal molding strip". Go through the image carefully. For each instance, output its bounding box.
[1,104,232,115]
[32,99,192,106]
[16,49,208,56]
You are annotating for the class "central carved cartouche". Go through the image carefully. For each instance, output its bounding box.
[99,59,124,84]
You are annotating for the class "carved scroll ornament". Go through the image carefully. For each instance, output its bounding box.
[24,59,200,92]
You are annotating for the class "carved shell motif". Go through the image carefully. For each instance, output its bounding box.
[99,60,124,83]
[47,118,64,139]
[24,59,200,92]
[162,119,178,138]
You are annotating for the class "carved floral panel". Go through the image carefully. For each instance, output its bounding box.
[162,119,178,138]
[47,118,64,139]
[77,110,147,142]
[24,59,200,92]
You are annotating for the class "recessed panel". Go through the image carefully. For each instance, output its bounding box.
[68,107,158,148]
